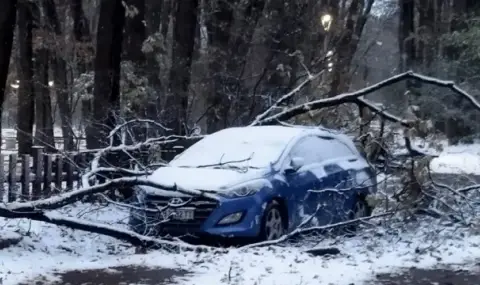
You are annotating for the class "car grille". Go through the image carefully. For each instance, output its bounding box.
[144,195,218,236]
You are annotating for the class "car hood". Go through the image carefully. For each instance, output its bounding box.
[141,166,269,196]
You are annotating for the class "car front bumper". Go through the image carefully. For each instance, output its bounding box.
[128,194,266,238]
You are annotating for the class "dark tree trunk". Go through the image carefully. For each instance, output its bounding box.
[17,1,35,155]
[399,0,415,71]
[33,48,55,152]
[164,0,198,134]
[329,0,372,96]
[225,0,266,125]
[123,0,146,63]
[145,0,162,35]
[70,0,93,74]
[142,0,166,126]
[205,0,236,133]
[86,0,125,149]
[123,0,156,141]
[71,0,91,42]
[38,0,74,151]
[0,0,17,152]
[52,56,75,151]
[417,0,435,70]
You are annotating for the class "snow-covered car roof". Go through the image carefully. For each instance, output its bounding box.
[169,126,357,169]
[207,125,342,142]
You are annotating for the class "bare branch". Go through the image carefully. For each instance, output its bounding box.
[253,71,480,126]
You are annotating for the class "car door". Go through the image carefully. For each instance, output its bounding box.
[322,163,351,224]
[283,136,332,228]
[319,138,365,222]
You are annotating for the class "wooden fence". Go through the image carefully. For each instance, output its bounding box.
[0,138,201,203]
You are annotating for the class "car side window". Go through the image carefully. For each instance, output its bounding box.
[288,135,356,166]
[318,137,355,160]
[288,136,325,165]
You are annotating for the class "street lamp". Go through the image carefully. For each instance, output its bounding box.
[321,14,333,31]
[10,80,19,89]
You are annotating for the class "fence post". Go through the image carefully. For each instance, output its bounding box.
[43,154,53,197]
[66,154,74,189]
[0,155,4,202]
[32,146,44,200]
[7,154,17,202]
[54,155,63,191]
[76,153,87,185]
[21,154,30,201]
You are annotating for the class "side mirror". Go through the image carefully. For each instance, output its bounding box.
[285,157,305,174]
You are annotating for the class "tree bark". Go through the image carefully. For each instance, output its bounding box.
[87,0,125,149]
[33,48,55,151]
[71,0,91,43]
[70,0,93,74]
[0,0,17,153]
[399,0,415,72]
[205,0,237,133]
[123,0,146,63]
[16,0,35,155]
[164,0,198,134]
[53,55,75,151]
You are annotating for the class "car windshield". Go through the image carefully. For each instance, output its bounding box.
[169,127,295,169]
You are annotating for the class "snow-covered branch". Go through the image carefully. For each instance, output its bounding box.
[253,71,480,126]
[1,176,218,213]
[0,209,215,250]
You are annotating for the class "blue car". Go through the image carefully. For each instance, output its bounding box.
[129,126,377,241]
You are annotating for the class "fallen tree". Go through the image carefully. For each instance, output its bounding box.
[1,71,480,251]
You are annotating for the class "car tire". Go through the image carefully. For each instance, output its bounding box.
[344,197,372,234]
[351,198,372,220]
[258,201,286,241]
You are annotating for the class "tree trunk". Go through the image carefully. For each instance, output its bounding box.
[205,0,237,133]
[38,0,75,151]
[399,0,415,72]
[144,0,166,123]
[123,0,146,63]
[52,55,75,151]
[86,0,125,149]
[17,0,35,155]
[417,0,435,71]
[329,0,373,97]
[33,48,55,151]
[0,0,17,153]
[165,0,198,134]
[70,0,93,74]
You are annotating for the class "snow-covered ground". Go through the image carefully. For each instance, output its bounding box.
[2,203,480,285]
[2,138,480,284]
[430,143,480,175]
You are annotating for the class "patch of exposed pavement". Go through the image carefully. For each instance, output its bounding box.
[16,266,189,285]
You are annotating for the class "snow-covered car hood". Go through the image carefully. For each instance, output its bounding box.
[140,166,269,196]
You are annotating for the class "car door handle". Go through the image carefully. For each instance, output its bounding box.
[348,158,358,162]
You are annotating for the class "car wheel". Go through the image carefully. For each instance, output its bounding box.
[343,197,372,234]
[259,201,286,241]
[352,198,372,220]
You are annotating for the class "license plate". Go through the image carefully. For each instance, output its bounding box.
[161,208,195,221]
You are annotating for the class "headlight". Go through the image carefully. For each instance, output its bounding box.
[218,180,270,198]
